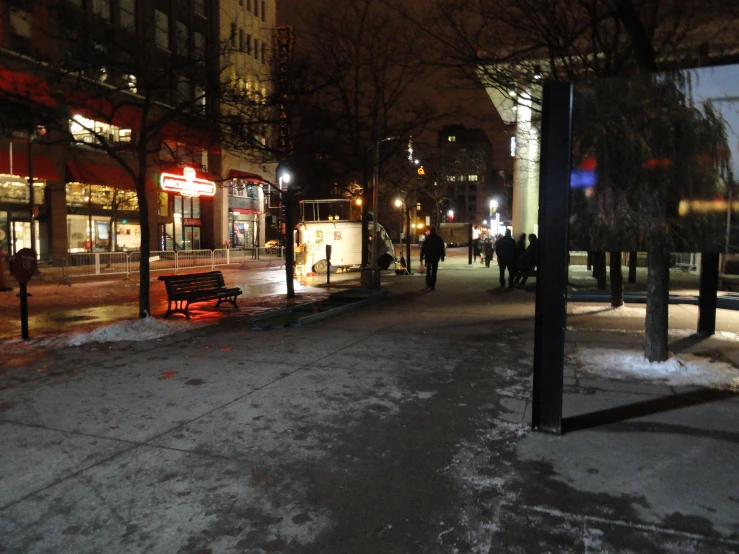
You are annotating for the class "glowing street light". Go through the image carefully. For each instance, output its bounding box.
[395,198,402,207]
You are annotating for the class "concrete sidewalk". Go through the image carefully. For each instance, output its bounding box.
[1,256,738,553]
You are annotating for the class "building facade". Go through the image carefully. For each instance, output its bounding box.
[0,0,274,262]
[216,0,277,249]
[437,124,505,227]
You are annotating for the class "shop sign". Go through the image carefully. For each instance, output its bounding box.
[183,218,200,226]
[160,167,215,198]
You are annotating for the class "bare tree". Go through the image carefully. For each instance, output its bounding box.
[395,0,739,361]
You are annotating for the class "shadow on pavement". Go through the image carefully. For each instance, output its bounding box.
[563,387,738,433]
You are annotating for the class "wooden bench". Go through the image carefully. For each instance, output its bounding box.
[158,271,242,319]
[720,273,739,291]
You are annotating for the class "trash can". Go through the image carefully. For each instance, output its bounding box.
[360,268,381,290]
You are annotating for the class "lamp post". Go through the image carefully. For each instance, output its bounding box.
[278,164,295,299]
[371,136,400,269]
[489,199,499,235]
[394,198,403,260]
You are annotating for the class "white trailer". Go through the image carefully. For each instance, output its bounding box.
[295,200,395,272]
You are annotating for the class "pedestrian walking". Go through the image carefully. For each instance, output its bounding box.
[495,229,517,287]
[473,237,482,262]
[420,226,446,291]
[483,239,494,268]
[514,234,539,286]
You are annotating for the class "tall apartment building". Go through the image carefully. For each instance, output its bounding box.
[437,124,501,226]
[216,0,276,249]
[0,0,277,261]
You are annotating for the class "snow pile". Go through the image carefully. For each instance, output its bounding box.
[43,316,193,347]
[572,347,739,388]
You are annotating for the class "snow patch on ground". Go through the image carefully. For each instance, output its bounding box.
[443,418,529,553]
[571,347,739,388]
[42,316,197,347]
[570,304,646,318]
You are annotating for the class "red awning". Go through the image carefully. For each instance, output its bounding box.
[67,160,153,191]
[0,148,60,181]
[0,69,56,108]
[228,170,269,184]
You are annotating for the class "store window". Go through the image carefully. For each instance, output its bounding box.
[65,183,138,210]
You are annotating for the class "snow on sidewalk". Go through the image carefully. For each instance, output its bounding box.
[571,346,739,389]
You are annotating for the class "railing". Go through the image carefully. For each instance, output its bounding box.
[29,247,285,283]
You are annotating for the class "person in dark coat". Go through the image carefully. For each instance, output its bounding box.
[473,237,482,262]
[515,233,539,285]
[420,226,446,291]
[483,238,494,268]
[495,229,517,287]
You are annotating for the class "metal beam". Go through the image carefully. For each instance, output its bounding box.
[532,83,573,434]
[698,253,719,336]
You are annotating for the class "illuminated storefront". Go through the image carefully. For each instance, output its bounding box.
[0,141,58,256]
[158,167,216,251]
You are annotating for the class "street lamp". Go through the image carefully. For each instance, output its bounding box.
[277,162,295,299]
[447,209,454,221]
[489,199,500,234]
[394,198,403,259]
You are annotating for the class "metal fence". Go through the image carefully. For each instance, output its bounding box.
[30,247,284,283]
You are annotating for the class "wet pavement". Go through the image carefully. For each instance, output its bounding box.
[0,251,738,553]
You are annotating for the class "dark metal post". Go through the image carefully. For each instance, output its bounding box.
[19,282,29,340]
[468,223,472,265]
[28,131,36,253]
[326,244,332,285]
[628,251,638,283]
[284,189,295,299]
[532,82,574,434]
[697,252,719,336]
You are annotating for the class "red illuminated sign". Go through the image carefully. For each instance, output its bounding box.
[160,167,216,198]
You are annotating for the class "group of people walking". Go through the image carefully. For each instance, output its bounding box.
[419,226,539,291]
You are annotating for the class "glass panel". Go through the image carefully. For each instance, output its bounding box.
[570,66,739,255]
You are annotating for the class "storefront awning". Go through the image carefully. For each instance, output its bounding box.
[228,170,269,184]
[0,149,59,181]
[67,161,153,191]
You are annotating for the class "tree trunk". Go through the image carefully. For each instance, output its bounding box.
[405,207,412,274]
[595,251,607,289]
[628,251,637,283]
[610,252,623,308]
[284,190,295,299]
[361,179,370,267]
[137,183,150,319]
[645,243,670,362]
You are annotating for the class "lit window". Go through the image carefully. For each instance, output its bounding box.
[194,85,206,114]
[92,0,111,21]
[193,32,206,60]
[9,8,32,38]
[468,175,478,181]
[448,136,456,142]
[120,0,135,30]
[69,114,131,145]
[510,136,516,157]
[154,10,169,50]
[175,76,190,104]
[124,74,137,94]
[448,176,456,182]
[175,21,188,57]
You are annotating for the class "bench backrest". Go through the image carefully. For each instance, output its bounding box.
[159,271,227,295]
